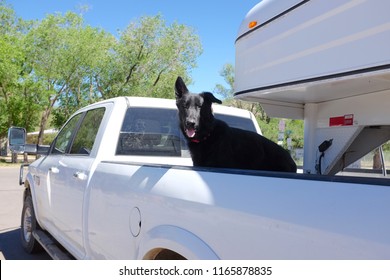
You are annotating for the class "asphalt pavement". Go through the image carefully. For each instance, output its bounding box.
[0,166,50,259]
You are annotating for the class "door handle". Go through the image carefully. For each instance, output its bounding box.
[49,167,59,173]
[73,171,87,180]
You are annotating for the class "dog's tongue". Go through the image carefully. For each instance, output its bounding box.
[186,128,196,138]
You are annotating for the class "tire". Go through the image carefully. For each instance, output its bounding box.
[20,194,43,253]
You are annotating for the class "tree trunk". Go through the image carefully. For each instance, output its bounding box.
[23,152,28,163]
[37,108,51,145]
[11,152,18,163]
[373,148,382,169]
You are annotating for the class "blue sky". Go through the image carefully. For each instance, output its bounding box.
[6,0,260,94]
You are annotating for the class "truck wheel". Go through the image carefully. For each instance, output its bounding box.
[21,195,42,253]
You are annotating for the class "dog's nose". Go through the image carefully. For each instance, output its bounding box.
[186,120,196,128]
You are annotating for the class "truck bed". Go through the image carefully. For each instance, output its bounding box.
[85,161,390,259]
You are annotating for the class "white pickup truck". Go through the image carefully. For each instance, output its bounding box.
[10,95,390,260]
[10,0,390,260]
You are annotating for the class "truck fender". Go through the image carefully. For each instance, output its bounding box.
[23,172,44,230]
[138,225,219,260]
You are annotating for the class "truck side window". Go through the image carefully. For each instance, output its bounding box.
[116,107,189,157]
[70,108,106,155]
[52,113,83,154]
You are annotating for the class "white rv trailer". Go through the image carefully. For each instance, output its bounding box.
[235,0,390,176]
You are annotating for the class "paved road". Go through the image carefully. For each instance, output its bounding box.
[0,166,50,260]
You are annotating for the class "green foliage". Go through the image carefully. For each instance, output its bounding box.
[26,132,56,145]
[0,1,40,137]
[258,118,304,149]
[216,63,304,149]
[0,2,202,141]
[24,11,115,133]
[214,63,234,99]
[96,14,202,99]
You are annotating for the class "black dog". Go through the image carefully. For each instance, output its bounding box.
[175,76,297,172]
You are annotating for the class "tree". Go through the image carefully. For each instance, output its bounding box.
[215,63,269,123]
[214,63,304,150]
[1,7,203,142]
[0,1,40,138]
[214,63,234,99]
[95,14,202,99]
[51,23,115,128]
[24,12,114,142]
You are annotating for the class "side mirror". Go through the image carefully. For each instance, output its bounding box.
[8,127,26,153]
[7,127,50,155]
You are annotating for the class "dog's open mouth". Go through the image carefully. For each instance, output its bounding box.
[185,128,196,138]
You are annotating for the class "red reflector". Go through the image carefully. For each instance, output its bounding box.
[329,114,354,126]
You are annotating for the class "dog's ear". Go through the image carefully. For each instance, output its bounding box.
[201,92,222,104]
[175,76,189,100]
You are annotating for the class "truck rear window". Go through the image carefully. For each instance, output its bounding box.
[215,113,257,132]
[116,107,258,157]
[116,108,187,157]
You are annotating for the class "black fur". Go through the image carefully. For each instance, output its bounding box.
[175,76,297,172]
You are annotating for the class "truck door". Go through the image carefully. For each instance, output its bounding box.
[40,107,105,258]
[35,113,83,234]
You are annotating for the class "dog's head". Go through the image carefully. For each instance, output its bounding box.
[175,76,222,141]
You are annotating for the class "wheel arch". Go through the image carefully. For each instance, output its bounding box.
[22,175,43,229]
[23,179,31,201]
[138,225,219,260]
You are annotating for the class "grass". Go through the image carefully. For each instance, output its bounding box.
[0,155,34,167]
